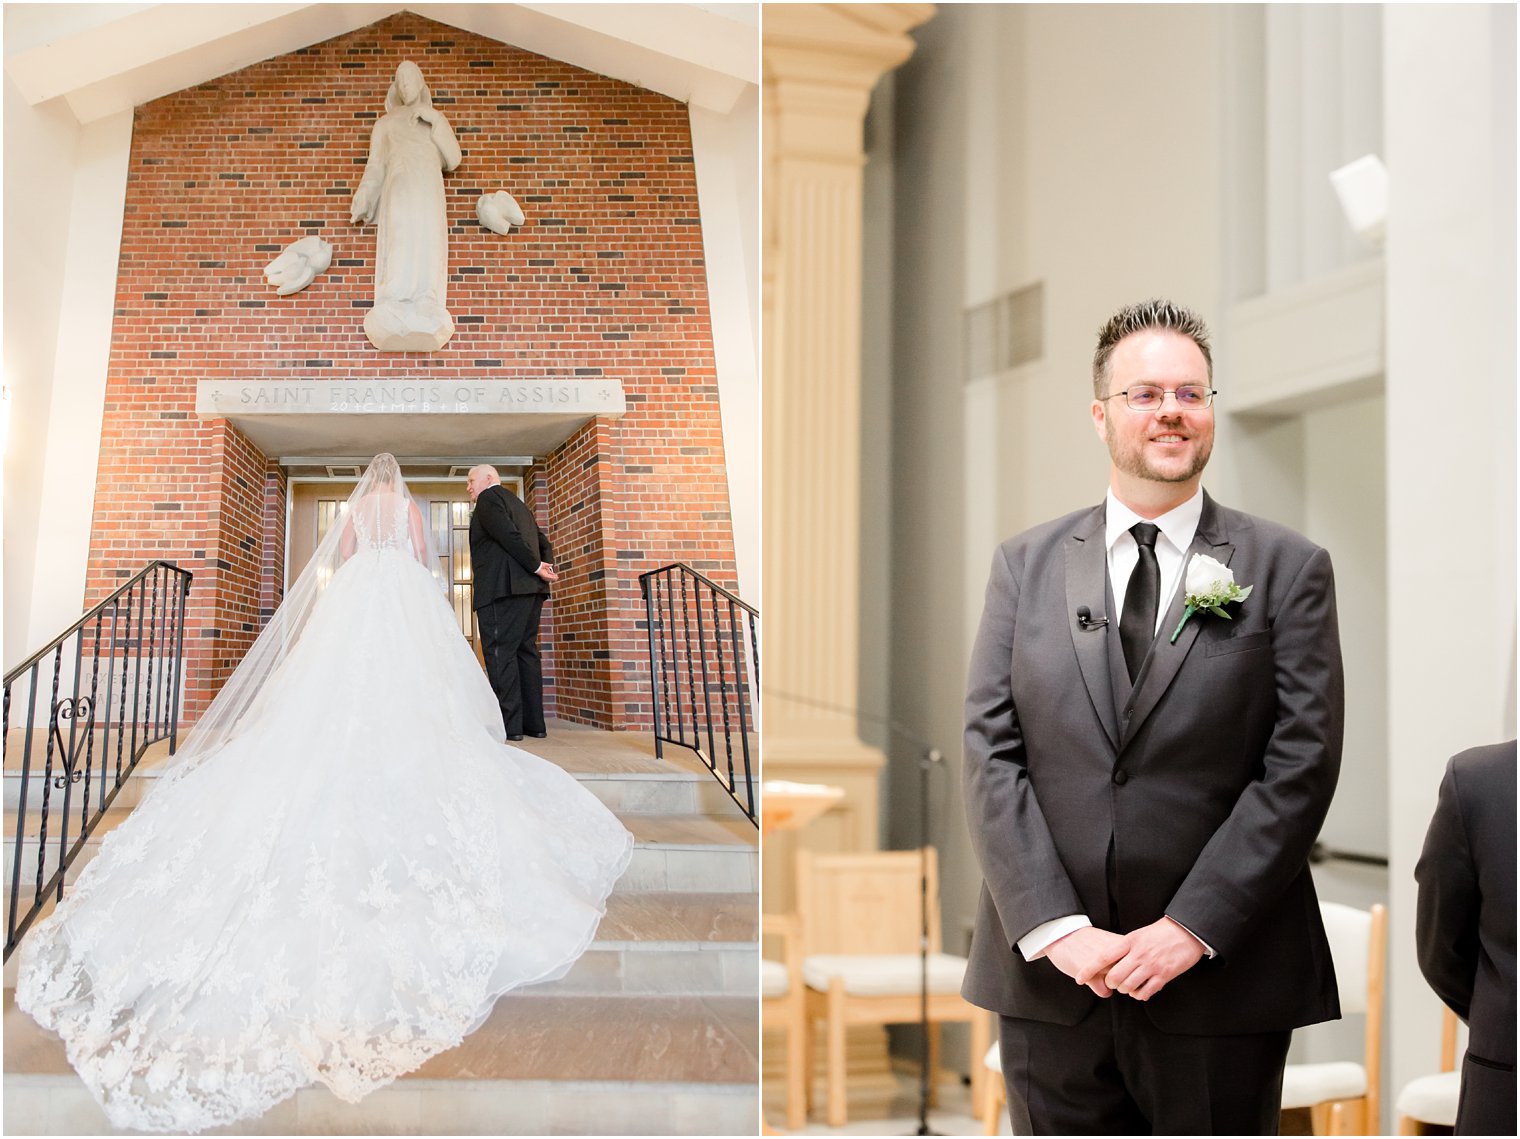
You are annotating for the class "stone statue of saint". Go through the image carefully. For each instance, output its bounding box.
[351,61,462,352]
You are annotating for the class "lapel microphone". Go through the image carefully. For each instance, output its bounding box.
[1076,606,1109,630]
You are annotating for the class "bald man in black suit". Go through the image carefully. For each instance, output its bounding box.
[466,465,558,741]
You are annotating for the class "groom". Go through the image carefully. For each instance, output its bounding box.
[962,299,1344,1134]
[467,465,558,741]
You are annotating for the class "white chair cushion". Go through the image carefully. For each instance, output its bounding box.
[1279,1061,1368,1109]
[803,953,968,996]
[1320,902,1373,1014]
[984,1040,1001,1072]
[1394,1071,1460,1126]
[761,959,789,999]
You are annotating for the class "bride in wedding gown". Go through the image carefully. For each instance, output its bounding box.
[15,454,633,1133]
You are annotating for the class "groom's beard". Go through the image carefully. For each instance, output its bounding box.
[1106,417,1213,484]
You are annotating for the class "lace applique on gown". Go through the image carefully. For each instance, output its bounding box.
[15,491,633,1133]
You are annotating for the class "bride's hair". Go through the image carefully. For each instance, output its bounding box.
[368,452,401,487]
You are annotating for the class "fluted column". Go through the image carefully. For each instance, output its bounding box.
[763,4,933,869]
[761,6,935,1113]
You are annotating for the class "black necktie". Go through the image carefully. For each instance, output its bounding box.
[1120,522,1161,683]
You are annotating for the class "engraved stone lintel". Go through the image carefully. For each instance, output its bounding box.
[195,379,627,418]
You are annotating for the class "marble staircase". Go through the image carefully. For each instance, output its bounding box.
[3,719,759,1135]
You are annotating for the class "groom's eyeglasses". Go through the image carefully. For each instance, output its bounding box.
[1100,384,1216,411]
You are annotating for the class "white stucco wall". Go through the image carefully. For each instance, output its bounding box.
[3,72,79,668]
[3,74,131,672]
[1384,1,1517,1105]
[23,111,133,664]
[692,81,762,608]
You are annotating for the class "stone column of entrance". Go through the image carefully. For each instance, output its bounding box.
[762,2,935,1118]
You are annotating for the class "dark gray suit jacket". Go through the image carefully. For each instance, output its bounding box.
[962,493,1344,1035]
[1415,740,1517,1070]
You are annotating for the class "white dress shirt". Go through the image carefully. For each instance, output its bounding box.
[1017,487,1213,963]
[1104,487,1203,636]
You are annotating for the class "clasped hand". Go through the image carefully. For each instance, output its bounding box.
[1042,918,1204,1001]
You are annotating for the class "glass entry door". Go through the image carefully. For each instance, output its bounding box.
[413,478,521,665]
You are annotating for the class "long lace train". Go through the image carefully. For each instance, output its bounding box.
[15,535,632,1133]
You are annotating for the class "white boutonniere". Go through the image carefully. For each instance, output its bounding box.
[1170,553,1253,643]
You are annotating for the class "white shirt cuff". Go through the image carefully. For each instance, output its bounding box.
[1169,916,1216,958]
[1017,914,1091,961]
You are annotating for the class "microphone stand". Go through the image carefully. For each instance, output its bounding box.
[916,746,944,1137]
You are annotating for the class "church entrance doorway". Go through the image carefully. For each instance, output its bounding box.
[286,465,525,667]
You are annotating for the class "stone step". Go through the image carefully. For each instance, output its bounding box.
[2,763,753,818]
[4,810,756,905]
[549,891,756,997]
[4,729,757,817]
[4,988,759,1135]
[3,888,758,994]
[2,733,167,812]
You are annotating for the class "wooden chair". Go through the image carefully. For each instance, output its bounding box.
[762,912,808,1131]
[1280,902,1387,1135]
[1394,1006,1462,1134]
[796,847,990,1127]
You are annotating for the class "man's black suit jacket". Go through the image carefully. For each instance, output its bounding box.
[469,484,554,610]
[1415,740,1517,1075]
[962,492,1344,1036]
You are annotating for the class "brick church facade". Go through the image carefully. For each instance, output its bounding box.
[83,12,738,729]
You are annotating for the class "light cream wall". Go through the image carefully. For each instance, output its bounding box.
[1012,4,1226,524]
[1384,2,1516,1104]
[16,109,132,667]
[691,85,762,607]
[1305,393,1389,861]
[1287,392,1391,1075]
[3,73,79,668]
[881,2,971,893]
[3,76,131,672]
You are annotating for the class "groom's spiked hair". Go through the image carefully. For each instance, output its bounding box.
[1092,299,1213,399]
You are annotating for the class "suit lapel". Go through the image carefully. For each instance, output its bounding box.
[1120,493,1234,752]
[1065,507,1120,752]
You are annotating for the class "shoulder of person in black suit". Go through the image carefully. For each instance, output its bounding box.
[1415,740,1517,1028]
[473,484,544,573]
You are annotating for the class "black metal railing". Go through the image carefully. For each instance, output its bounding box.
[3,561,192,961]
[640,563,758,825]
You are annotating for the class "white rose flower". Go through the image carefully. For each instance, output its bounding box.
[1184,553,1235,598]
[1172,553,1253,642]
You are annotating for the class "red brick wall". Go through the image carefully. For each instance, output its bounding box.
[84,11,738,729]
[258,461,288,623]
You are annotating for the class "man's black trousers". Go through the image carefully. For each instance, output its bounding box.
[997,999,1291,1135]
[477,594,545,737]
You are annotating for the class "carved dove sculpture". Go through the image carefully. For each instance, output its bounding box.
[263,235,333,296]
[476,190,526,235]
